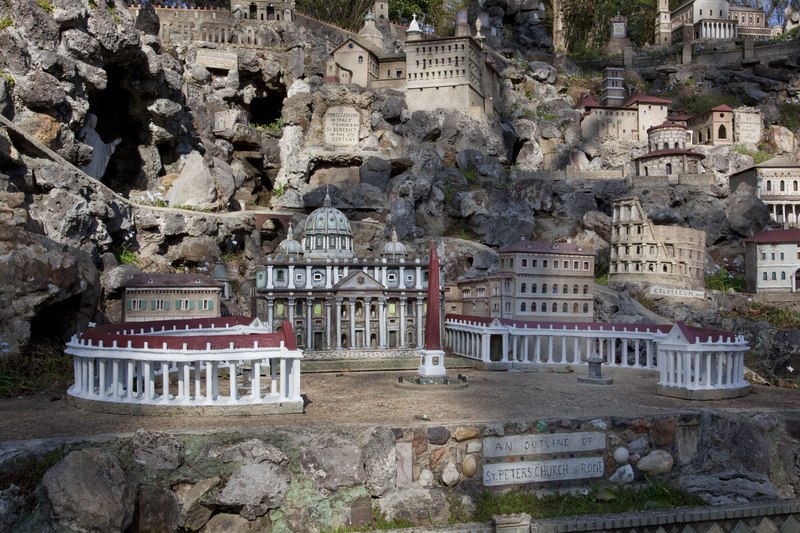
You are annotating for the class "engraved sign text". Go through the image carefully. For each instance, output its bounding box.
[483,457,605,486]
[324,106,360,147]
[196,49,238,71]
[483,431,605,458]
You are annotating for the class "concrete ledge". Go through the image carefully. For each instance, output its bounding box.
[577,376,614,385]
[67,394,305,416]
[303,355,476,373]
[656,384,750,400]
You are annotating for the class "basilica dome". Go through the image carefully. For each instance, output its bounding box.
[303,191,355,260]
[382,228,407,260]
[276,223,303,258]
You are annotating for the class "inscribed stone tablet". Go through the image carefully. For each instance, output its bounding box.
[483,457,605,486]
[649,286,705,299]
[483,431,605,458]
[612,22,626,38]
[196,49,238,71]
[324,106,361,147]
[734,109,762,145]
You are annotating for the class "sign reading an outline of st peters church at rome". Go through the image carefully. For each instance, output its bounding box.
[324,106,361,147]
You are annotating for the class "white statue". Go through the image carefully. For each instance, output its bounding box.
[77,113,121,179]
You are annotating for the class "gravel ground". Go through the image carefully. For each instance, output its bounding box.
[1,368,798,442]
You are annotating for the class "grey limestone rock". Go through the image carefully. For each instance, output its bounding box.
[378,486,449,525]
[302,434,366,491]
[200,513,253,533]
[15,71,66,110]
[679,470,779,504]
[528,61,557,84]
[137,486,180,533]
[178,477,220,531]
[635,450,674,475]
[218,463,289,519]
[164,151,218,209]
[441,461,460,487]
[43,448,135,533]
[208,438,288,465]
[132,429,183,471]
[363,427,397,497]
[427,426,451,445]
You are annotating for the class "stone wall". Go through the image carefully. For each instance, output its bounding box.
[5,410,800,532]
[516,169,625,181]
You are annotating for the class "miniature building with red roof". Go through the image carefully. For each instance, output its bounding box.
[729,157,800,226]
[688,104,733,146]
[123,273,224,323]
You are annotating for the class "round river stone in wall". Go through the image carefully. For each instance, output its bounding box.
[636,449,674,474]
[462,454,477,478]
[613,447,630,465]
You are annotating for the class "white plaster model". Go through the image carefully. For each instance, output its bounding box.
[123,273,224,322]
[65,316,304,413]
[745,229,800,293]
[729,157,800,226]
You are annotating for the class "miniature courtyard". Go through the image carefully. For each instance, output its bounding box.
[2,366,798,442]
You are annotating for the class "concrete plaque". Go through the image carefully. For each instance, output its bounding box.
[484,431,605,458]
[483,457,605,486]
[196,49,238,71]
[734,108,762,145]
[324,106,360,147]
[649,286,705,299]
[612,22,626,38]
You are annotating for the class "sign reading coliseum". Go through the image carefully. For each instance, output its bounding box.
[324,106,361,146]
[649,286,706,299]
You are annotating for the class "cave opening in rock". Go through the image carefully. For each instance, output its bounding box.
[245,84,286,127]
[28,294,86,348]
[85,63,148,194]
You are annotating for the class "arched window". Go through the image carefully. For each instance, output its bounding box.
[767,181,772,191]
[718,124,727,139]
[562,303,568,312]
[674,142,680,149]
[552,285,558,294]
[781,272,786,280]
[583,303,589,313]
[552,303,557,312]
[520,302,526,312]
[763,272,768,280]
[358,56,364,64]
[542,284,547,294]
[794,181,798,192]
[780,181,786,192]
[666,162,673,175]
[541,302,547,312]
[772,272,777,280]
[532,284,537,293]
[583,285,589,294]
[520,283,526,293]
[573,303,579,313]
[573,285,579,294]
[562,285,568,294]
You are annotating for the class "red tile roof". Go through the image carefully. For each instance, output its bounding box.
[675,322,738,344]
[623,94,672,107]
[126,273,223,289]
[579,95,601,108]
[648,121,687,132]
[498,239,595,256]
[634,149,705,160]
[745,228,800,244]
[710,104,733,112]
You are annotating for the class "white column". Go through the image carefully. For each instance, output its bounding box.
[400,298,407,348]
[326,266,333,289]
[378,297,387,348]
[252,361,261,399]
[365,297,372,348]
[306,297,314,349]
[288,265,295,289]
[161,362,169,402]
[415,266,422,289]
[267,265,274,289]
[547,336,554,364]
[325,299,332,349]
[305,265,312,289]
[349,297,357,348]
[229,362,237,400]
[267,298,274,331]
[416,297,424,348]
[335,297,343,349]
[399,266,406,289]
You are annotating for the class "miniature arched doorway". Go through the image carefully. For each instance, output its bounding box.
[718,124,727,140]
[267,4,275,20]
[249,3,257,19]
[795,269,800,292]
[665,162,673,175]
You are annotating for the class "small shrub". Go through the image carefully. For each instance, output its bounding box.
[595,268,609,287]
[322,508,415,532]
[0,17,12,29]
[727,302,800,329]
[0,341,73,397]
[683,93,743,116]
[731,145,772,164]
[36,0,53,13]
[272,183,285,198]
[705,267,746,292]
[115,244,140,266]
[267,117,284,132]
[778,102,800,132]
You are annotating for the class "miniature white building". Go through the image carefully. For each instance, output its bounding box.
[455,239,595,322]
[580,83,671,143]
[65,316,304,414]
[609,197,706,290]
[123,273,223,323]
[729,157,800,226]
[251,192,442,354]
[635,121,704,177]
[745,229,800,293]
[655,0,769,46]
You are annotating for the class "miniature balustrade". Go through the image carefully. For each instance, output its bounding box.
[65,318,302,410]
[444,316,669,370]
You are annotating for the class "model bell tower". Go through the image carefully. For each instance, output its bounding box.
[655,0,672,46]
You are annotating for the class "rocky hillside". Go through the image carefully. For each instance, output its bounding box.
[0,0,799,377]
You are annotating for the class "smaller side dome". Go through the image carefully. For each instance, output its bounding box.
[382,228,407,259]
[276,223,303,258]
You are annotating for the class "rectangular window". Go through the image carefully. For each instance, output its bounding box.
[276,270,285,281]
[388,302,397,316]
[761,252,766,260]
[313,303,323,317]
[583,261,590,270]
[276,303,285,317]
[522,259,527,267]
[543,260,549,268]
[532,260,538,268]
[201,300,213,311]
[554,260,559,269]
[573,261,579,269]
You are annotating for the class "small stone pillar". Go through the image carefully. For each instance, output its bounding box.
[682,43,692,65]
[494,513,531,533]
[578,356,613,385]
[623,46,633,69]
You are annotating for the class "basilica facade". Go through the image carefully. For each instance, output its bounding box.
[250,193,440,354]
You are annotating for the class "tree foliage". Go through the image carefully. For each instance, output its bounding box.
[390,0,471,35]
[296,0,376,31]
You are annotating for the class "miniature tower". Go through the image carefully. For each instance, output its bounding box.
[454,9,471,37]
[406,13,423,41]
[373,0,389,22]
[600,64,625,107]
[655,0,672,46]
[418,240,446,377]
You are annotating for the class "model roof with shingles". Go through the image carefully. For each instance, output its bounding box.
[745,228,800,244]
[126,273,223,289]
